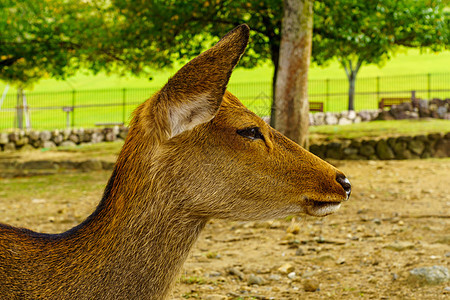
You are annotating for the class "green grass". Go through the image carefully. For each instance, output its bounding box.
[309,119,450,143]
[1,48,449,130]
[1,48,449,92]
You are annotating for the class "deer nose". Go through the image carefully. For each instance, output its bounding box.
[336,174,351,201]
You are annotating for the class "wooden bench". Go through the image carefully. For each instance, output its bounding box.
[95,122,124,127]
[378,97,411,110]
[309,101,324,112]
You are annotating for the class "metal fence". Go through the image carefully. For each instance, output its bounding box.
[1,73,449,130]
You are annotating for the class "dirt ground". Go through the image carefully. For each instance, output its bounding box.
[0,158,449,299]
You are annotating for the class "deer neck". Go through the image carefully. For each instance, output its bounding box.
[63,166,208,299]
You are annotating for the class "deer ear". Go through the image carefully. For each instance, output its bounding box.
[155,24,249,139]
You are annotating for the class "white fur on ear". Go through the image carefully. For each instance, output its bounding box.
[168,93,217,138]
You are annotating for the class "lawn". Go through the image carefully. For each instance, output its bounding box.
[309,119,450,144]
[1,48,449,92]
[1,49,449,130]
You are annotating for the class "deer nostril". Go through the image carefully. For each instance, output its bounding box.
[336,174,351,200]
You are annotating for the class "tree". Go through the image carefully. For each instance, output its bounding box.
[0,0,126,87]
[313,0,449,111]
[274,0,313,146]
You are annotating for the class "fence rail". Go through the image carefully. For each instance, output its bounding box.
[1,73,449,130]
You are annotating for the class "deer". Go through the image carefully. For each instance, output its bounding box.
[0,24,351,299]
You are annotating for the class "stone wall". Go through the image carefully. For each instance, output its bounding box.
[0,126,129,152]
[309,110,379,126]
[377,98,450,121]
[1,126,449,160]
[310,133,450,160]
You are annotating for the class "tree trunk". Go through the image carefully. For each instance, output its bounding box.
[270,53,279,128]
[341,59,362,112]
[274,0,313,147]
[348,72,356,111]
[16,87,24,129]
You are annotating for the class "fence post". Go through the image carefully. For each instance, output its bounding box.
[376,76,380,102]
[326,78,329,111]
[122,88,126,125]
[16,87,24,129]
[71,89,76,127]
[427,73,431,100]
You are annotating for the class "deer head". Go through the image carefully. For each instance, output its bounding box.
[120,24,351,221]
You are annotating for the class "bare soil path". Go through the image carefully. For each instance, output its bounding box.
[0,159,449,299]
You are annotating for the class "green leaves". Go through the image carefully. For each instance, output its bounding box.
[3,0,447,89]
[312,0,448,68]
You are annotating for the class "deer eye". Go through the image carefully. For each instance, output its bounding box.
[236,127,264,141]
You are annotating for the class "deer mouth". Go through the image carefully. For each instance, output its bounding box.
[302,196,342,217]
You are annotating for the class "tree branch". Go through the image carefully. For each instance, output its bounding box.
[340,59,350,79]
[0,56,20,68]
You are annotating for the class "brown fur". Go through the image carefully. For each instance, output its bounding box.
[0,25,350,299]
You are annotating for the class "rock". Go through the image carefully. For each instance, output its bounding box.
[42,141,56,149]
[295,247,305,256]
[39,131,51,141]
[278,263,294,274]
[119,127,129,139]
[360,144,375,157]
[392,140,413,159]
[3,142,16,152]
[383,241,415,251]
[336,257,346,265]
[7,132,19,143]
[325,142,343,159]
[347,110,357,119]
[309,113,315,126]
[248,274,265,285]
[228,267,244,280]
[101,161,115,170]
[409,266,449,285]
[313,112,325,126]
[69,134,80,144]
[434,139,450,158]
[268,274,281,281]
[57,161,79,170]
[60,141,77,148]
[434,236,450,245]
[343,147,359,156]
[376,110,395,120]
[309,144,326,159]
[287,272,296,279]
[103,128,116,142]
[372,218,382,225]
[208,271,222,277]
[28,130,40,141]
[325,112,338,125]
[62,129,72,139]
[358,110,375,121]
[0,132,9,144]
[19,144,35,151]
[338,117,353,125]
[21,160,57,170]
[80,159,103,171]
[376,139,395,160]
[428,133,442,141]
[15,136,29,147]
[408,139,425,155]
[91,132,104,143]
[286,223,301,234]
[303,278,320,292]
[205,295,227,300]
[316,254,335,262]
